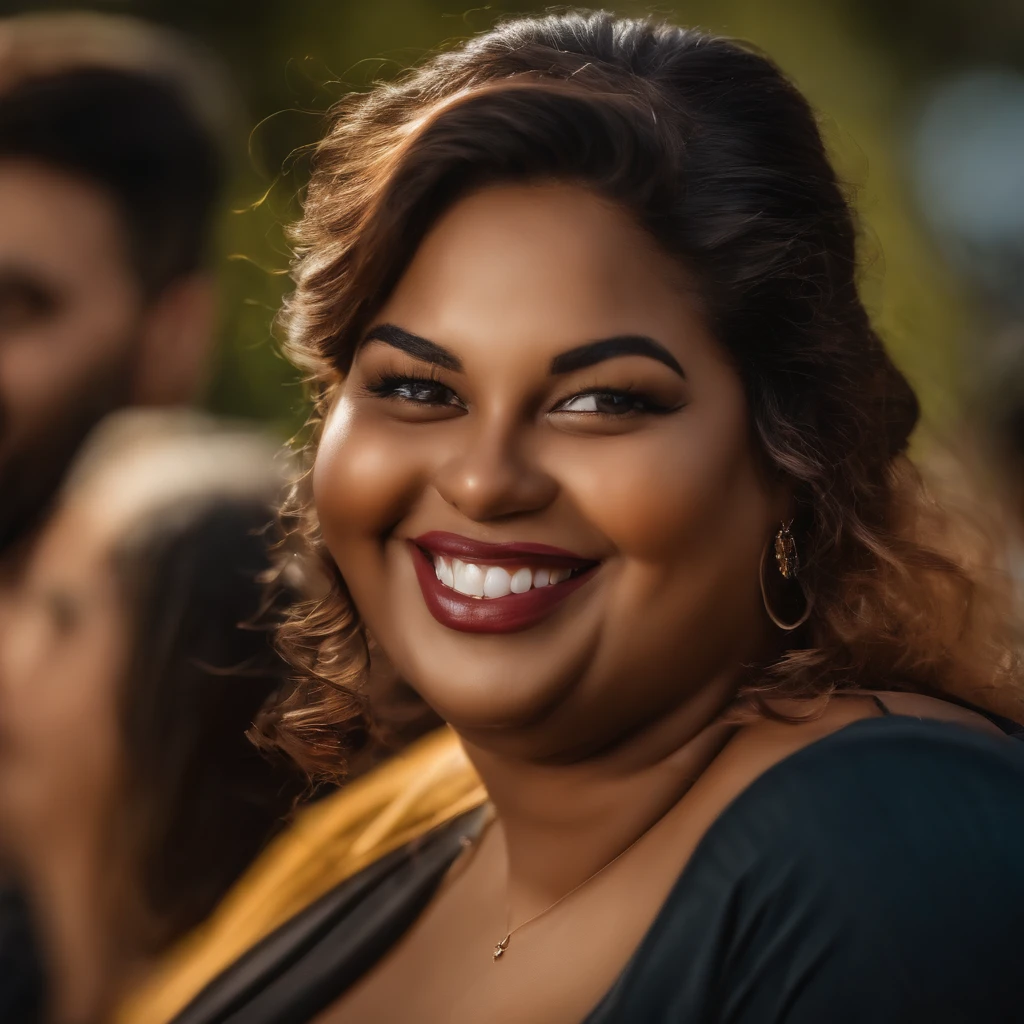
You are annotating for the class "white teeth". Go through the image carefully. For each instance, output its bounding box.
[510,567,533,594]
[435,555,455,589]
[433,556,580,598]
[453,559,485,597]
[483,566,512,598]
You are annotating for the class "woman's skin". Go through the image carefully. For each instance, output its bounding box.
[312,183,995,1023]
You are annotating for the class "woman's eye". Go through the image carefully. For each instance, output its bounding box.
[365,376,465,409]
[554,390,671,416]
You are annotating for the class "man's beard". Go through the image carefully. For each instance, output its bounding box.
[0,350,136,558]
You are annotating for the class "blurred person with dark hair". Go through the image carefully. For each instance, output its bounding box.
[0,16,237,1019]
[0,410,307,1024]
[0,11,233,577]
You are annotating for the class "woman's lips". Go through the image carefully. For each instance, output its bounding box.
[413,531,595,568]
[409,533,598,634]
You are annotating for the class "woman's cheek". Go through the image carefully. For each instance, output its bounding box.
[553,430,739,559]
[313,401,429,548]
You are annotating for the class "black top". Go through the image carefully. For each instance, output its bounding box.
[172,716,1024,1024]
[0,883,44,1024]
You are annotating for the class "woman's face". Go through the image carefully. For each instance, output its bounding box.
[0,489,125,857]
[314,183,785,756]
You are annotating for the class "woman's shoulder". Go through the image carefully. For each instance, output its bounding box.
[707,690,1021,826]
[604,712,1024,1023]
[684,691,1024,884]
[711,704,1024,887]
[750,697,1024,808]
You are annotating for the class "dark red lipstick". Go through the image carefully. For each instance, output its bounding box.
[413,531,595,568]
[409,532,598,634]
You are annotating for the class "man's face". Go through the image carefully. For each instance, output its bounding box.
[0,159,139,556]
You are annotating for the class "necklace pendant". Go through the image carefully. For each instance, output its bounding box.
[492,934,510,962]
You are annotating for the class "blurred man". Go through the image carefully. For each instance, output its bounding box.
[0,12,233,579]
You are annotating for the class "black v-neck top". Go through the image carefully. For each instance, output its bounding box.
[171,716,1024,1024]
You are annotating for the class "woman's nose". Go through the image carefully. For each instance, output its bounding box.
[432,424,558,522]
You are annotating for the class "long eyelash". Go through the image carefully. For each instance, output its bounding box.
[358,366,446,399]
[571,385,678,415]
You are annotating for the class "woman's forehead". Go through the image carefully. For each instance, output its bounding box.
[374,181,713,373]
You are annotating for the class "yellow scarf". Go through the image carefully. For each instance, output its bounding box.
[113,727,485,1024]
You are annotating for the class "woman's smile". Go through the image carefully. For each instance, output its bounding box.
[409,531,600,633]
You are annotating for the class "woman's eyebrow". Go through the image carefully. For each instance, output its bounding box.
[361,323,462,371]
[550,335,685,377]
[360,325,683,378]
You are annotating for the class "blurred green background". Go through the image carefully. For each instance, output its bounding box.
[5,0,1024,439]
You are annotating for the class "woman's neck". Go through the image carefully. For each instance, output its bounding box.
[18,830,152,1024]
[458,673,739,926]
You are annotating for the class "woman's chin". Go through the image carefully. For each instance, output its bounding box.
[369,569,605,735]
[407,669,574,735]
[389,637,597,739]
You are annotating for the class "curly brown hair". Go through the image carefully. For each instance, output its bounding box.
[256,11,1024,780]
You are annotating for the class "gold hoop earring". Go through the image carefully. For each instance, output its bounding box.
[760,521,813,631]
[773,520,798,578]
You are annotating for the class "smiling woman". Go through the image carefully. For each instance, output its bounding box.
[187,10,1024,1024]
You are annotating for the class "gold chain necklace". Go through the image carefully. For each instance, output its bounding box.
[491,813,664,962]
